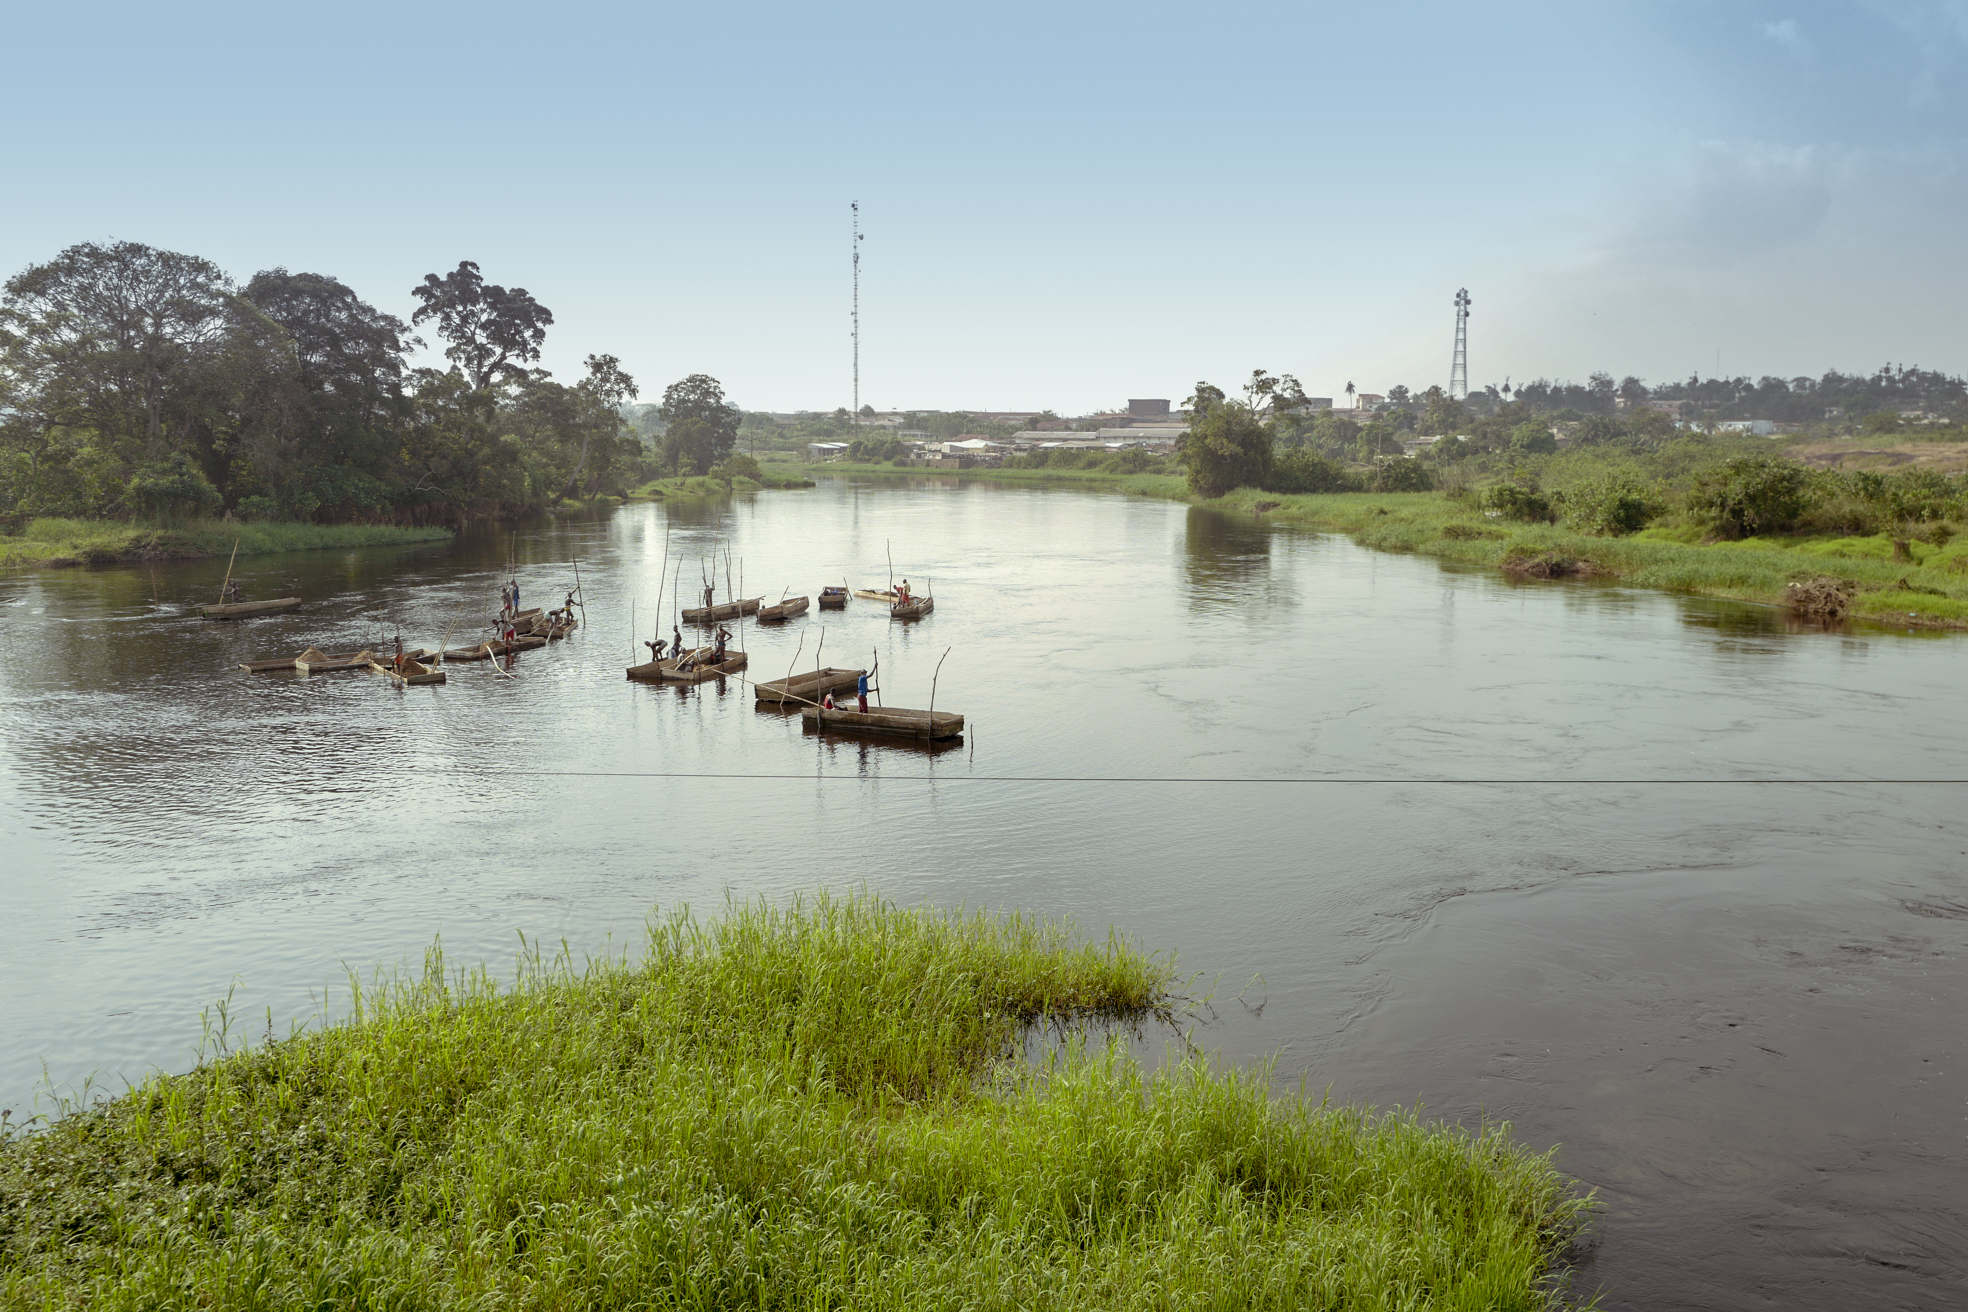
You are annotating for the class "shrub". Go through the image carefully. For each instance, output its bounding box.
[1098,447,1155,475]
[1481,482,1556,522]
[126,453,221,526]
[1508,422,1558,454]
[1686,456,1814,539]
[1560,475,1661,536]
[1370,457,1435,492]
[1267,447,1357,493]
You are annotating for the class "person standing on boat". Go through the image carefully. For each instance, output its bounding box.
[712,624,731,662]
[702,583,715,611]
[856,670,872,714]
[896,579,910,603]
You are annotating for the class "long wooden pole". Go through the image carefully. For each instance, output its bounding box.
[216,537,240,605]
[653,521,671,649]
[928,646,950,733]
[886,539,893,594]
[871,647,882,708]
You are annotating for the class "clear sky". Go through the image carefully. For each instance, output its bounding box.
[3,1,1963,412]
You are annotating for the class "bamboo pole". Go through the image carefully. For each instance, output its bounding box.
[215,537,240,605]
[928,646,950,734]
[653,521,671,651]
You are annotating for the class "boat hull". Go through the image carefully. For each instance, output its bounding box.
[756,596,810,623]
[627,650,748,683]
[754,667,865,704]
[890,597,934,620]
[801,704,963,739]
[200,597,302,619]
[681,599,761,624]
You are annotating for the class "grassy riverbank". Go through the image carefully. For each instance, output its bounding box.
[1204,488,1968,626]
[0,518,453,569]
[0,895,1594,1310]
[630,472,816,500]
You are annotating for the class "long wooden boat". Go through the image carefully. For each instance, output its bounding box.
[800,704,963,739]
[890,596,934,620]
[626,648,748,684]
[818,587,848,610]
[681,597,761,624]
[368,657,446,687]
[756,596,810,623]
[499,607,544,628]
[852,588,899,603]
[295,647,376,676]
[200,597,302,619]
[753,666,865,704]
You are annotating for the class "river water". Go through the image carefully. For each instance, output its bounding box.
[3,478,1963,1308]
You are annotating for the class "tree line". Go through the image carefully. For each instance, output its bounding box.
[0,242,744,526]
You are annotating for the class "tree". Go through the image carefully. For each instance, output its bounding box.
[409,261,553,389]
[244,269,417,515]
[1,241,236,453]
[658,374,740,471]
[558,354,638,497]
[1177,381,1271,498]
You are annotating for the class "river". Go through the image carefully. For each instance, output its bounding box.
[3,477,1963,1308]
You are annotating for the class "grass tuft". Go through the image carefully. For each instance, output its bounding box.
[0,893,1594,1309]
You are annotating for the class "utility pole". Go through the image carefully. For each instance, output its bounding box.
[1450,288,1471,403]
[851,201,862,430]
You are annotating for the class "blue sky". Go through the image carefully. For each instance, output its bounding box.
[3,1,1963,411]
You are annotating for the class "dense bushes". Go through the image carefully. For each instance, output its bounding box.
[1558,475,1662,536]
[1481,483,1556,523]
[1686,456,1818,538]
[1270,448,1357,492]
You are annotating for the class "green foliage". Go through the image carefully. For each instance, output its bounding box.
[0,894,1591,1310]
[1686,456,1814,539]
[1370,457,1436,492]
[1177,392,1272,498]
[846,436,904,462]
[1558,475,1662,536]
[1269,447,1356,493]
[657,375,740,473]
[1509,422,1558,454]
[409,260,553,390]
[126,453,221,525]
[1481,482,1556,522]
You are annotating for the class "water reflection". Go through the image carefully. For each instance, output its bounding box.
[1179,507,1293,613]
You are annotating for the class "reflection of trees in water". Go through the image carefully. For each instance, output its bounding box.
[1180,508,1294,613]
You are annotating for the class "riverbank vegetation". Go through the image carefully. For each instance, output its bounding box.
[0,242,778,533]
[0,895,1594,1310]
[0,518,453,568]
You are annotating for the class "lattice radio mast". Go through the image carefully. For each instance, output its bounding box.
[1450,288,1471,402]
[851,201,863,428]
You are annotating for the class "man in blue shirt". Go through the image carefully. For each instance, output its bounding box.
[856,671,871,713]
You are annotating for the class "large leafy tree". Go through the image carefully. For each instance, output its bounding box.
[409,261,553,389]
[0,241,236,454]
[1177,381,1272,498]
[242,269,417,516]
[657,374,740,472]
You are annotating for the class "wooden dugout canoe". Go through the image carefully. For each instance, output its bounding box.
[800,704,963,739]
[818,587,848,610]
[681,598,761,624]
[890,596,934,620]
[753,666,865,704]
[852,588,899,603]
[756,596,810,623]
[625,649,748,684]
[200,597,302,619]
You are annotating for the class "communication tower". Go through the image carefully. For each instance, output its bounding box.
[1450,288,1471,402]
[851,202,863,428]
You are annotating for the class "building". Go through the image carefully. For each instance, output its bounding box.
[1354,393,1386,411]
[1305,397,1334,410]
[807,441,849,460]
[1127,399,1171,419]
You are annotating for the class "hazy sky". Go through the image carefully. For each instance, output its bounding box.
[4,1,1963,412]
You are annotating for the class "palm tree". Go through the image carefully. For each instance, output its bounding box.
[1345,381,1356,409]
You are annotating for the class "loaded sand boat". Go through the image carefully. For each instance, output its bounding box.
[756,595,810,623]
[200,597,302,620]
[625,648,748,684]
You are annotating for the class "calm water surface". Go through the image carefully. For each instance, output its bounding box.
[3,478,1964,1309]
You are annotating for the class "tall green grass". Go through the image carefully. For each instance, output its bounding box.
[1207,489,1968,627]
[1,517,451,567]
[0,894,1594,1310]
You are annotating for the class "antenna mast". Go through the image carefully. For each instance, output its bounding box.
[851,201,862,429]
[1450,288,1471,402]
